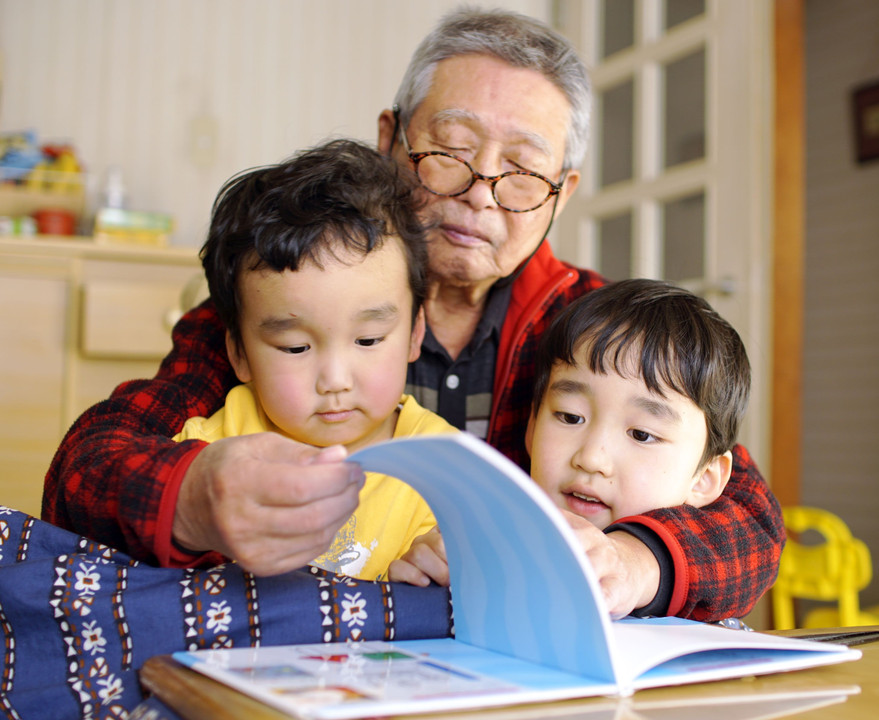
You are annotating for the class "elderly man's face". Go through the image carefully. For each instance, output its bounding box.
[383,53,580,294]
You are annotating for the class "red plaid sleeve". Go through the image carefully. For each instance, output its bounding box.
[42,300,239,564]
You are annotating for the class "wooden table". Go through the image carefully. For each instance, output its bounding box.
[136,628,879,720]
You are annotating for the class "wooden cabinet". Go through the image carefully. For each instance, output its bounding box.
[0,236,202,516]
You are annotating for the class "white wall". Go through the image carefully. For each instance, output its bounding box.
[802,0,879,606]
[0,0,548,247]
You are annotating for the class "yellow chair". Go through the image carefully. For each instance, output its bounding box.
[772,506,879,630]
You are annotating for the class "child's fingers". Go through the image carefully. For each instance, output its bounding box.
[388,559,432,586]
[404,542,450,586]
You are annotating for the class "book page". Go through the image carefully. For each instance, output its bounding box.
[612,617,860,692]
[174,639,617,719]
[351,433,618,681]
[169,639,858,720]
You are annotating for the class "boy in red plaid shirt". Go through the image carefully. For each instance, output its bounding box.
[391,279,755,618]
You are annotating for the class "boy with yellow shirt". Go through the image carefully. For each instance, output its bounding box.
[174,139,455,580]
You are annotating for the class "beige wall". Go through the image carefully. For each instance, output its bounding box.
[0,0,547,247]
[802,0,879,606]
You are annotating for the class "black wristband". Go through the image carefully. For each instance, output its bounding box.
[605,522,673,617]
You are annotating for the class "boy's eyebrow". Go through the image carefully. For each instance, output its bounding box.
[632,396,682,424]
[257,304,400,333]
[548,378,588,396]
[258,315,302,333]
[357,303,400,322]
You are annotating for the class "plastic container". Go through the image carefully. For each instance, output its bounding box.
[32,208,76,235]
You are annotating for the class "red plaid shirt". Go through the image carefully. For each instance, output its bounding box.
[42,242,783,621]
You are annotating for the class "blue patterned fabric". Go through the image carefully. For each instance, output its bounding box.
[0,508,452,719]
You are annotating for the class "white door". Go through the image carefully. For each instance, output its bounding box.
[551,0,774,467]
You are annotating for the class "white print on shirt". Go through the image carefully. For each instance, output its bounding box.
[310,515,377,578]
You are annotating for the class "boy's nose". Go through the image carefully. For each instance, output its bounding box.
[571,431,613,477]
[315,355,353,395]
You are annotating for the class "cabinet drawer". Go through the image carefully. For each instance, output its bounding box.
[80,280,181,358]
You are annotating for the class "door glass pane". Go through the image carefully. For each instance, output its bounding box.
[663,48,706,168]
[598,212,632,280]
[599,79,634,187]
[662,192,704,282]
[665,0,705,30]
[601,0,635,59]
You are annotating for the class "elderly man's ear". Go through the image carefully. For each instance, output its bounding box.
[377,110,397,156]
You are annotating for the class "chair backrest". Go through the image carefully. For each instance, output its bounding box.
[772,506,872,629]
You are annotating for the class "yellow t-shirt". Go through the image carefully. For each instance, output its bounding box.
[174,388,456,580]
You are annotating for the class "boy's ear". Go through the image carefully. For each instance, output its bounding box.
[408,307,426,363]
[524,412,536,458]
[225,330,253,384]
[686,450,733,508]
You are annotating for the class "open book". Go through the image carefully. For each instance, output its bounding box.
[171,433,861,719]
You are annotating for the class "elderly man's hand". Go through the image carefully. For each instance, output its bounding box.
[561,510,660,619]
[172,433,364,576]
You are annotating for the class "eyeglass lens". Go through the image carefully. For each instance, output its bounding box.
[416,154,553,212]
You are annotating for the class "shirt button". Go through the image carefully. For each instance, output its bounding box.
[445,374,460,390]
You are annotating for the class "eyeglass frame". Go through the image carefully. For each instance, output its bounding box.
[392,106,566,213]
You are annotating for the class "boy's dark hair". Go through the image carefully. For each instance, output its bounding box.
[533,278,751,467]
[201,138,432,345]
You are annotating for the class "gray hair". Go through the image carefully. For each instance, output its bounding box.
[393,7,591,171]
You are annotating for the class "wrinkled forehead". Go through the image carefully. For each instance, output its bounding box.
[428,107,555,157]
[416,54,571,157]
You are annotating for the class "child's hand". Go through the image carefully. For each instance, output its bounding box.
[388,527,449,586]
[561,510,660,619]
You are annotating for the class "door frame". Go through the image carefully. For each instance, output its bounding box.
[771,0,804,507]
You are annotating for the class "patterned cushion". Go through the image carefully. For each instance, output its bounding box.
[0,508,452,719]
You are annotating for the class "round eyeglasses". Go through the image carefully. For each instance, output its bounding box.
[394,108,565,213]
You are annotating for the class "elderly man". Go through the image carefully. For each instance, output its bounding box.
[43,8,783,622]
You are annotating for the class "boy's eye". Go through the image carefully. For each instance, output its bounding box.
[553,411,584,425]
[281,345,309,355]
[630,429,657,443]
[356,336,385,347]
